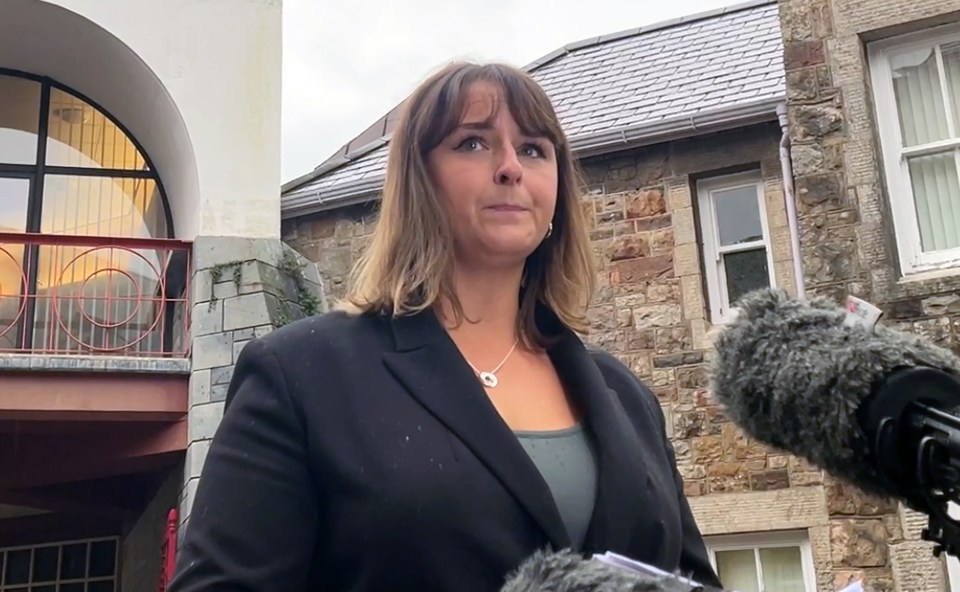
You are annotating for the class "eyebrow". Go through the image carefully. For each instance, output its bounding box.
[453,121,551,141]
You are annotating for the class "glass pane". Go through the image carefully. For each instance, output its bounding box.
[59,583,83,592]
[31,242,166,355]
[5,549,30,585]
[759,547,806,592]
[59,544,86,579]
[716,549,760,592]
[41,176,167,239]
[0,176,30,232]
[907,151,960,252]
[891,46,951,146]
[32,546,58,582]
[723,248,770,305]
[46,88,147,170]
[713,185,764,246]
[87,540,116,578]
[0,75,41,164]
[87,581,114,592]
[31,586,55,592]
[0,177,30,351]
[942,42,960,133]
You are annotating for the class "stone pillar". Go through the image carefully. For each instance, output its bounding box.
[179,236,326,536]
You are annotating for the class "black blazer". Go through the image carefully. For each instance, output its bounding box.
[169,306,721,591]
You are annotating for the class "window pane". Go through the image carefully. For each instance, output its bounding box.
[87,540,116,578]
[87,581,114,592]
[723,248,770,305]
[32,545,58,582]
[0,75,40,165]
[713,185,764,246]
[759,547,806,592]
[46,88,148,170]
[907,150,960,252]
[59,583,83,592]
[41,176,167,239]
[5,549,30,584]
[891,46,950,146]
[716,550,760,592]
[0,176,30,233]
[942,41,960,133]
[59,543,86,579]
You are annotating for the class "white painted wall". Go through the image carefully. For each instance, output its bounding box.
[0,0,282,240]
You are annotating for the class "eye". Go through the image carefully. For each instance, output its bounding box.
[519,143,547,159]
[454,136,486,152]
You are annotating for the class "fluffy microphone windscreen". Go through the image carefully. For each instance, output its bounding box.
[708,288,960,500]
[500,550,698,592]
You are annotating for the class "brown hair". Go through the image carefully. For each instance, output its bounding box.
[338,61,595,348]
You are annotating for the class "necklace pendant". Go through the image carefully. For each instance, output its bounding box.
[479,371,499,388]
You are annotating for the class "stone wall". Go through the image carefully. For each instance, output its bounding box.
[780,0,960,589]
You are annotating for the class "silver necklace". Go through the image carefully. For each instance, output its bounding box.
[465,338,519,388]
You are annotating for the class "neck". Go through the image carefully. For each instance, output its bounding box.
[439,263,524,346]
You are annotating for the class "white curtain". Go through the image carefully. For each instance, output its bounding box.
[892,43,960,252]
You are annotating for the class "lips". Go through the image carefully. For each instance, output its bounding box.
[486,204,527,212]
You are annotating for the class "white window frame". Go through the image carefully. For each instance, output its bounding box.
[706,530,817,592]
[869,23,960,275]
[696,171,776,323]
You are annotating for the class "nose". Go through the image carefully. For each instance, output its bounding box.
[494,148,523,186]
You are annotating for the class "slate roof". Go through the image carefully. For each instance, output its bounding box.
[282,0,785,216]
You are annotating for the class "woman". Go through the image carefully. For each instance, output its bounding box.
[169,61,721,591]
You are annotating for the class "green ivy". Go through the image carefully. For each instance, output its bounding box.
[208,261,244,309]
[276,250,321,327]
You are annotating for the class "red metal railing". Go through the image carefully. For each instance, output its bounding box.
[0,232,191,357]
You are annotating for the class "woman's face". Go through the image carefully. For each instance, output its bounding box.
[426,81,558,271]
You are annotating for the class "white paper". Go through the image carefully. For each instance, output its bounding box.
[591,552,704,588]
[836,581,864,592]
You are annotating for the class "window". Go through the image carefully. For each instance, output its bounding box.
[707,532,816,592]
[870,25,960,275]
[0,537,118,591]
[0,69,186,356]
[697,171,776,322]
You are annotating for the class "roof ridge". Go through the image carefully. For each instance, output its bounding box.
[522,0,777,71]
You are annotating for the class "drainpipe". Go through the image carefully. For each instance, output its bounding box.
[778,102,806,299]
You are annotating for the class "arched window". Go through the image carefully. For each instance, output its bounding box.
[0,69,186,356]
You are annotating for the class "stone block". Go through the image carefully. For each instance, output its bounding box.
[606,236,649,261]
[192,268,213,305]
[188,402,225,442]
[673,207,696,246]
[674,244,701,277]
[625,187,666,218]
[666,177,691,211]
[192,236,283,271]
[680,275,706,320]
[233,339,251,363]
[635,214,672,232]
[830,519,889,567]
[223,293,275,331]
[211,365,233,386]
[790,104,843,141]
[186,440,211,479]
[191,303,223,337]
[612,255,674,285]
[633,304,683,330]
[190,369,211,406]
[787,67,819,101]
[193,331,233,369]
[211,384,229,403]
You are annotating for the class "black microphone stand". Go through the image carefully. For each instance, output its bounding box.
[868,366,960,559]
[912,403,960,558]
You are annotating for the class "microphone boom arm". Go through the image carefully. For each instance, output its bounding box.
[913,403,960,558]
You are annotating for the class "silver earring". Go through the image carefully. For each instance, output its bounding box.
[545,222,553,239]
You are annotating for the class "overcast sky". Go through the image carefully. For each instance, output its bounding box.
[280,0,741,183]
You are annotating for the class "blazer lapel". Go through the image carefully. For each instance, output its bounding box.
[382,310,572,550]
[546,327,654,556]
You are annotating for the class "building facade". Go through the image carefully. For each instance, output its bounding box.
[0,1,317,590]
[779,0,960,589]
[282,1,960,590]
